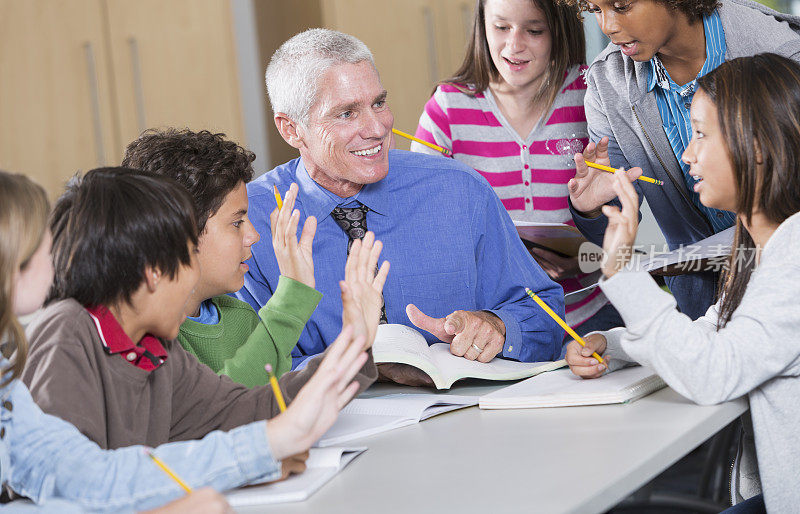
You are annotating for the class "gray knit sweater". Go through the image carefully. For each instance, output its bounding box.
[595,212,800,513]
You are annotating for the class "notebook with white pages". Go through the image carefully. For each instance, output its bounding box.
[315,394,478,447]
[479,365,666,409]
[372,324,567,389]
[224,447,365,507]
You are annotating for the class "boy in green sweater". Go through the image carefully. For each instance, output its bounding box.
[122,129,324,386]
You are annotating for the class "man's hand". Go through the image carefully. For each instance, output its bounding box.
[340,232,390,350]
[376,363,435,387]
[568,137,642,216]
[529,247,580,280]
[565,333,608,379]
[270,182,317,288]
[406,304,505,362]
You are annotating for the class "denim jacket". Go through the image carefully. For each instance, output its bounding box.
[0,360,281,512]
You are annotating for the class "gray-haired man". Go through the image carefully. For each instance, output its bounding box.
[235,29,565,384]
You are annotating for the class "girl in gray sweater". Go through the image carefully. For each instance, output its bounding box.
[565,53,800,513]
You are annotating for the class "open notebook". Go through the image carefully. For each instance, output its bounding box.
[224,447,365,507]
[479,365,666,409]
[372,324,567,389]
[316,394,478,447]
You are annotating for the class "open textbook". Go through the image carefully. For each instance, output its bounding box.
[316,394,478,447]
[514,220,587,257]
[479,365,666,409]
[225,447,365,507]
[372,324,566,390]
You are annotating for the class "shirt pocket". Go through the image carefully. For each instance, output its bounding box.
[399,270,474,319]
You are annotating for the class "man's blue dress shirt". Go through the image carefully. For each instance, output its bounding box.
[236,150,564,367]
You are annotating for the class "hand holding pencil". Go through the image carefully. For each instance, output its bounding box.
[569,137,646,217]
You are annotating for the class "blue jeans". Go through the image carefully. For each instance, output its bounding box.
[722,494,765,513]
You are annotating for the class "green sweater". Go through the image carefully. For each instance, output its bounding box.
[178,276,322,387]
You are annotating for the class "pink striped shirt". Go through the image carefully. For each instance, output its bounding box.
[412,65,608,327]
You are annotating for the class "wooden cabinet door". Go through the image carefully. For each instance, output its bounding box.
[0,0,118,198]
[322,0,442,148]
[435,0,475,79]
[104,0,245,153]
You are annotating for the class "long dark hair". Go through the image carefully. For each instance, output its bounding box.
[443,0,585,111]
[696,54,800,327]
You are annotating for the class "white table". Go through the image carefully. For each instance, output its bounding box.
[237,380,747,514]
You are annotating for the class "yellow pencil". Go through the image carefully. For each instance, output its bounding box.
[273,185,283,210]
[525,288,606,366]
[265,363,287,412]
[585,160,664,186]
[145,449,192,493]
[392,128,452,157]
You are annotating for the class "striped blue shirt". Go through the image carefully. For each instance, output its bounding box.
[648,10,736,233]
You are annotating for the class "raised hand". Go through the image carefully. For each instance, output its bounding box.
[340,232,390,350]
[264,325,367,460]
[568,137,642,216]
[565,333,608,379]
[405,304,505,363]
[600,172,640,278]
[270,183,317,288]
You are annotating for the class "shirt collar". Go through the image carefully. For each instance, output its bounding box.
[295,156,392,222]
[85,305,167,370]
[647,9,726,94]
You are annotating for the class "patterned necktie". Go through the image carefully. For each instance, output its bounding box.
[331,204,387,324]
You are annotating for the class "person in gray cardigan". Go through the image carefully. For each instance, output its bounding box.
[563,0,800,319]
[566,54,800,513]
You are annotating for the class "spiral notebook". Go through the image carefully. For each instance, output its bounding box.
[479,365,665,409]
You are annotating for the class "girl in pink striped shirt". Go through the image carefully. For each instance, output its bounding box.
[412,0,621,336]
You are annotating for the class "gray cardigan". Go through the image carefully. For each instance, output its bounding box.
[594,211,800,513]
[572,0,800,318]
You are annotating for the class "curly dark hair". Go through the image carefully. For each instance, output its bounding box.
[122,128,256,233]
[559,0,719,22]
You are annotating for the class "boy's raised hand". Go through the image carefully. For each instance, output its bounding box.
[340,232,390,350]
[568,137,642,217]
[264,325,368,459]
[270,183,317,288]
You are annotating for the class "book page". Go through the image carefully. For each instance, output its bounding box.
[372,324,441,383]
[225,447,366,506]
[427,343,566,388]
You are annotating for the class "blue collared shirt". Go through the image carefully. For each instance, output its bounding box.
[648,9,736,234]
[237,150,564,366]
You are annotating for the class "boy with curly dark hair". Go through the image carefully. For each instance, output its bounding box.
[561,0,800,320]
[122,129,338,386]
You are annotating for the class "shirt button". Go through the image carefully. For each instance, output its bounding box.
[126,352,137,362]
[522,145,527,150]
[684,103,691,109]
[1,427,6,439]
[525,198,531,203]
[2,401,11,412]
[524,164,529,169]
[717,213,724,218]
[508,346,513,352]
[524,181,530,186]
